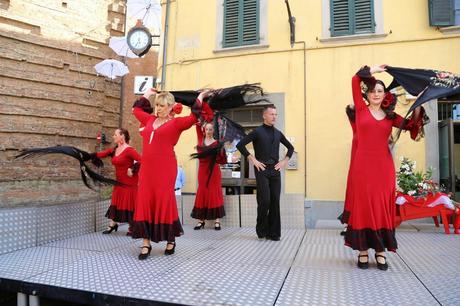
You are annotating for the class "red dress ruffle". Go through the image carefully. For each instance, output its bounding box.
[341,115,357,224]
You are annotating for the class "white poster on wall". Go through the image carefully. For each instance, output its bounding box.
[134,76,155,94]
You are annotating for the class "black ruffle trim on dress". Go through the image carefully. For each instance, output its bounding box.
[344,227,397,252]
[105,206,134,223]
[191,206,226,220]
[131,219,184,243]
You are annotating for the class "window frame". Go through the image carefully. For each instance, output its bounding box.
[215,0,268,52]
[321,0,385,42]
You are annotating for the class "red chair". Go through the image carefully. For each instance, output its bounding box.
[395,193,460,234]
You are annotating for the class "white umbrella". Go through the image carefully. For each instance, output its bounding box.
[109,36,138,58]
[94,59,129,79]
[127,0,162,30]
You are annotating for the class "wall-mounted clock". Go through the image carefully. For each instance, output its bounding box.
[127,20,152,57]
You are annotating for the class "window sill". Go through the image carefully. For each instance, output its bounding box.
[213,44,269,53]
[319,32,388,43]
[439,25,460,34]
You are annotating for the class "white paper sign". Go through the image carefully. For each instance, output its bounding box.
[134,76,155,94]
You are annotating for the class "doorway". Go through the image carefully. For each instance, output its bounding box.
[438,102,460,200]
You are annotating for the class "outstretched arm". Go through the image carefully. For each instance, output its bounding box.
[96,148,114,159]
[392,106,426,140]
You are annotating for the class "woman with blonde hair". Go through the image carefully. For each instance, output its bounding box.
[131,88,209,259]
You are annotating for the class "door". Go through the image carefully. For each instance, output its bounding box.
[438,119,456,197]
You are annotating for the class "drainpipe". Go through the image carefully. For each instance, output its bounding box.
[293,41,307,199]
[160,0,171,90]
[285,1,307,198]
[119,3,129,127]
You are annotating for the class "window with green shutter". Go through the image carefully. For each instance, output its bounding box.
[429,0,456,26]
[330,0,375,37]
[223,0,260,48]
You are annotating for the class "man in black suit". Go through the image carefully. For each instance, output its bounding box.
[237,105,294,241]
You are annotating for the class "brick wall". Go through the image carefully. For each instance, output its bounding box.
[0,0,128,207]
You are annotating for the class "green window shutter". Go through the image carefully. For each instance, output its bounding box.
[330,0,374,37]
[223,0,240,47]
[354,0,375,34]
[223,0,259,47]
[331,0,352,36]
[429,0,455,26]
[242,0,259,45]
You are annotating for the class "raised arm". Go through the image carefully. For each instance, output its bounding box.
[132,88,156,126]
[175,91,212,131]
[352,65,386,111]
[132,98,154,126]
[195,123,204,145]
[174,108,199,131]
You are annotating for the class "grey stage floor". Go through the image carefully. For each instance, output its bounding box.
[0,223,459,305]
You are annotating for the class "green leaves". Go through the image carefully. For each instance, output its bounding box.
[397,157,445,198]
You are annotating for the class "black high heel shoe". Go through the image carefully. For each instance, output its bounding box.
[375,254,388,271]
[138,245,152,260]
[194,221,205,230]
[102,223,118,234]
[214,221,221,231]
[164,242,176,255]
[357,254,369,269]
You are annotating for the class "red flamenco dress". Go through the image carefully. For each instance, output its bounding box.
[340,106,358,224]
[96,147,141,223]
[344,71,425,252]
[191,124,226,220]
[131,98,198,242]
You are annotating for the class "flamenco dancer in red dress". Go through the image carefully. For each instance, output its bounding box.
[191,122,227,230]
[96,128,141,236]
[345,65,426,270]
[131,88,209,259]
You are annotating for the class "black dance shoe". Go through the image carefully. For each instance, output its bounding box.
[214,221,221,231]
[138,245,152,260]
[357,254,369,269]
[102,223,118,234]
[267,236,280,241]
[164,242,176,255]
[375,254,388,271]
[194,221,205,230]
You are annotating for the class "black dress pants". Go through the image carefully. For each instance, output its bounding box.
[254,165,281,238]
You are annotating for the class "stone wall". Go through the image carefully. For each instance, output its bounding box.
[0,0,127,207]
